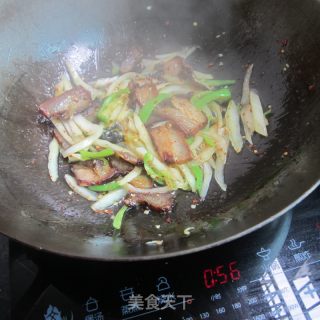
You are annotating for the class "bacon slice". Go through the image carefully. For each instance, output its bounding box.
[124,192,174,211]
[129,78,158,107]
[53,129,71,150]
[71,160,117,186]
[156,96,207,137]
[120,47,143,74]
[162,56,191,79]
[109,157,134,175]
[39,86,92,120]
[130,175,153,189]
[149,122,192,164]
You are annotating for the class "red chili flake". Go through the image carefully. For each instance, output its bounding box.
[308,84,316,92]
[95,209,113,214]
[278,39,288,47]
[208,63,215,68]
[165,216,172,224]
[192,198,200,205]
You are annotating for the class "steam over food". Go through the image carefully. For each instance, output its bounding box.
[41,46,269,230]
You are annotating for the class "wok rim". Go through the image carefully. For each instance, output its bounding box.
[2,179,319,262]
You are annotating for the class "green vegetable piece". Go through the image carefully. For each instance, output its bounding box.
[202,134,216,147]
[203,79,236,87]
[111,62,120,75]
[113,205,128,230]
[79,148,114,161]
[139,93,171,123]
[191,165,203,194]
[186,136,195,145]
[97,88,130,122]
[88,181,121,192]
[143,153,165,184]
[191,88,232,109]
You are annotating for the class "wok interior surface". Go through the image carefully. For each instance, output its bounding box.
[0,0,319,260]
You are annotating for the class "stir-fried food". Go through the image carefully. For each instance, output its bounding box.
[41,47,269,230]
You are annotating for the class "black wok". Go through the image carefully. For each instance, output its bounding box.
[0,0,319,261]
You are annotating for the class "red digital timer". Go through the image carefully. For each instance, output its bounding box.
[203,261,241,288]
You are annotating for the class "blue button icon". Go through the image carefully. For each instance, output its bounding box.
[156,277,171,292]
[44,305,62,320]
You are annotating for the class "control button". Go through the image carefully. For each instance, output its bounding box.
[119,287,135,302]
[256,247,271,261]
[85,297,99,313]
[293,250,312,263]
[84,296,105,320]
[156,276,171,292]
[236,285,247,294]
[215,307,226,315]
[293,276,320,309]
[210,293,222,301]
[44,305,63,320]
[199,312,210,319]
[287,238,305,251]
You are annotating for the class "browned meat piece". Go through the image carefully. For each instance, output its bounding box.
[120,47,143,74]
[53,129,70,150]
[117,151,142,166]
[160,57,205,90]
[71,160,117,186]
[129,78,158,107]
[155,97,207,137]
[162,56,190,77]
[130,175,153,189]
[161,56,193,81]
[109,156,134,175]
[149,122,192,164]
[124,192,175,211]
[39,86,92,120]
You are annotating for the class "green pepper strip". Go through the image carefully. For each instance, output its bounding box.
[88,181,121,192]
[79,148,114,161]
[113,205,128,230]
[139,93,171,123]
[203,79,236,87]
[191,165,203,194]
[202,134,216,147]
[186,136,195,145]
[97,88,130,122]
[191,88,232,109]
[143,153,165,185]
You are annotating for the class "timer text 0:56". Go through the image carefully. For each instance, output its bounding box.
[203,261,241,288]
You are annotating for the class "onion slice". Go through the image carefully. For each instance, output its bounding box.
[155,46,199,61]
[159,84,192,96]
[107,72,137,95]
[95,139,139,159]
[118,167,142,186]
[48,138,60,182]
[133,113,157,156]
[61,125,103,157]
[200,162,213,200]
[250,89,268,137]
[64,174,98,201]
[125,184,171,194]
[240,105,254,144]
[51,118,74,145]
[179,164,196,192]
[241,64,253,106]
[73,114,101,135]
[225,100,243,153]
[66,61,105,100]
[91,189,127,211]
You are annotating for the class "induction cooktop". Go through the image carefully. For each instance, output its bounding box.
[1,187,319,320]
